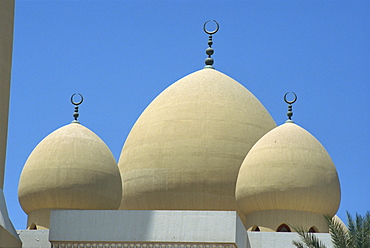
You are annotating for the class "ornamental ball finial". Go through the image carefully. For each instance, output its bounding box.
[203,20,219,69]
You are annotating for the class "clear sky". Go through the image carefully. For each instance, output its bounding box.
[4,0,369,230]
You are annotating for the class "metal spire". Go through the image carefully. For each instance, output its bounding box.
[203,20,219,69]
[284,92,297,123]
[70,93,84,123]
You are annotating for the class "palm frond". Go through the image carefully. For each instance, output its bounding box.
[290,212,370,248]
[347,211,370,248]
[292,240,305,248]
[325,215,349,248]
[364,211,370,248]
[346,212,355,248]
[290,225,328,248]
[355,212,364,248]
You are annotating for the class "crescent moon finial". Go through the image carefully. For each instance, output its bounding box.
[284,92,297,123]
[203,20,219,69]
[284,92,297,104]
[71,93,84,105]
[203,20,219,35]
[71,93,84,123]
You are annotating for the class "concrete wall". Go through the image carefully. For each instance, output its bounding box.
[0,1,22,247]
[0,0,14,189]
[15,210,335,248]
[50,210,246,246]
[17,230,51,248]
[247,231,333,248]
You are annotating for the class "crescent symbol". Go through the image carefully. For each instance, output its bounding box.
[203,20,219,35]
[284,92,297,104]
[71,93,84,106]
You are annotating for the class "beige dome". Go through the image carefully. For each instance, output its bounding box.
[118,68,276,211]
[236,122,341,231]
[18,123,122,229]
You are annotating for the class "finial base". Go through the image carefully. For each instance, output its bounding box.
[204,65,214,69]
[285,119,294,123]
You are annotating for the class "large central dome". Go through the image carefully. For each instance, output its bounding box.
[118,68,276,211]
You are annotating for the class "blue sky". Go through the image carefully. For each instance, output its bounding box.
[4,0,369,230]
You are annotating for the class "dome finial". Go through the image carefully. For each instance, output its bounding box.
[203,20,219,69]
[284,92,297,123]
[71,93,83,124]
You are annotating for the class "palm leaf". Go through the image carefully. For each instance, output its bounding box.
[325,215,349,248]
[292,240,305,248]
[291,212,370,248]
[347,211,370,248]
[291,225,328,248]
[346,212,355,248]
[364,211,370,248]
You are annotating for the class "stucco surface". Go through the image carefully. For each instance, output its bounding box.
[0,1,22,246]
[236,122,340,230]
[18,229,50,248]
[244,209,329,232]
[18,123,122,228]
[118,68,276,211]
[49,210,245,244]
[0,0,14,189]
[246,231,333,248]
[1,189,22,247]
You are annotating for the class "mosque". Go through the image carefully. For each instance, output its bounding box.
[1,1,340,247]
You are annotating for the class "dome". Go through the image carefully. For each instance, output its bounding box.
[118,68,276,211]
[18,123,122,229]
[235,122,341,231]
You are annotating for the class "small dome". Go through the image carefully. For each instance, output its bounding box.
[18,123,122,216]
[236,122,341,217]
[118,68,276,211]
